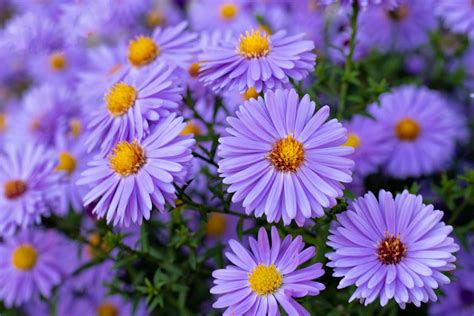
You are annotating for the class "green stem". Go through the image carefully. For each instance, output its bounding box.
[337,2,359,120]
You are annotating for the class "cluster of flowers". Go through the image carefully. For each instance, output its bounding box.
[0,0,473,315]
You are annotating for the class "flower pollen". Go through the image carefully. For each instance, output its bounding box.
[146,10,165,28]
[268,134,305,172]
[12,244,38,271]
[248,264,283,296]
[188,62,200,78]
[69,118,82,137]
[0,113,6,132]
[219,3,238,20]
[377,232,407,265]
[343,132,361,148]
[109,140,146,176]
[128,36,159,67]
[205,213,227,237]
[238,30,270,59]
[49,52,67,71]
[396,117,420,141]
[242,87,259,100]
[96,302,118,316]
[105,82,137,117]
[180,121,201,136]
[56,151,77,175]
[4,179,27,200]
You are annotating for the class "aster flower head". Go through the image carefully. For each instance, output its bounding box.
[127,22,198,70]
[368,85,467,178]
[218,89,353,226]
[189,0,256,33]
[0,229,74,307]
[211,226,325,315]
[199,29,316,93]
[358,0,436,52]
[326,190,459,308]
[0,142,62,236]
[436,0,474,40]
[85,60,183,154]
[79,114,195,227]
[343,114,390,177]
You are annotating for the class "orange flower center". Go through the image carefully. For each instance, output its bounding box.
[395,118,420,141]
[377,232,407,265]
[128,36,159,67]
[4,179,27,200]
[268,134,305,173]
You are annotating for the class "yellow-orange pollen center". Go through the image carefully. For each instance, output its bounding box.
[387,5,409,20]
[12,244,38,271]
[49,52,67,71]
[377,232,407,265]
[188,62,200,78]
[395,118,420,141]
[248,264,283,296]
[146,10,165,28]
[109,140,146,176]
[205,213,227,237]
[96,302,118,316]
[180,121,201,136]
[87,233,110,258]
[56,151,77,175]
[4,179,27,200]
[219,3,238,20]
[343,132,361,149]
[242,87,259,100]
[69,118,82,137]
[238,30,270,59]
[128,36,159,67]
[105,82,137,117]
[0,113,6,132]
[268,134,304,172]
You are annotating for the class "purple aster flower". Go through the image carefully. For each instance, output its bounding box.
[358,0,436,52]
[210,226,325,315]
[78,114,195,227]
[326,190,459,308]
[430,238,474,316]
[0,142,62,236]
[343,114,390,177]
[325,0,399,8]
[0,229,74,307]
[218,89,353,226]
[199,29,316,93]
[126,22,198,71]
[85,60,183,154]
[368,85,467,178]
[436,0,474,40]
[189,0,256,33]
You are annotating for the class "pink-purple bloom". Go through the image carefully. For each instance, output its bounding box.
[327,190,459,308]
[211,226,325,315]
[218,89,353,226]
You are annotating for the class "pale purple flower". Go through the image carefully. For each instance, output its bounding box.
[436,0,474,40]
[218,89,353,226]
[211,226,325,316]
[327,190,459,308]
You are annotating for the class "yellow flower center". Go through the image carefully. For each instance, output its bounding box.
[105,82,137,117]
[109,140,146,176]
[69,118,82,137]
[238,30,270,59]
[268,134,305,173]
[188,62,200,78]
[395,118,420,141]
[205,213,227,237]
[4,179,27,200]
[128,36,159,67]
[56,151,77,175]
[248,264,283,296]
[146,10,165,28]
[377,232,407,265]
[96,303,118,316]
[87,233,110,258]
[180,122,201,136]
[242,87,259,101]
[343,132,360,148]
[0,113,6,132]
[219,3,238,20]
[49,52,67,71]
[12,244,38,271]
